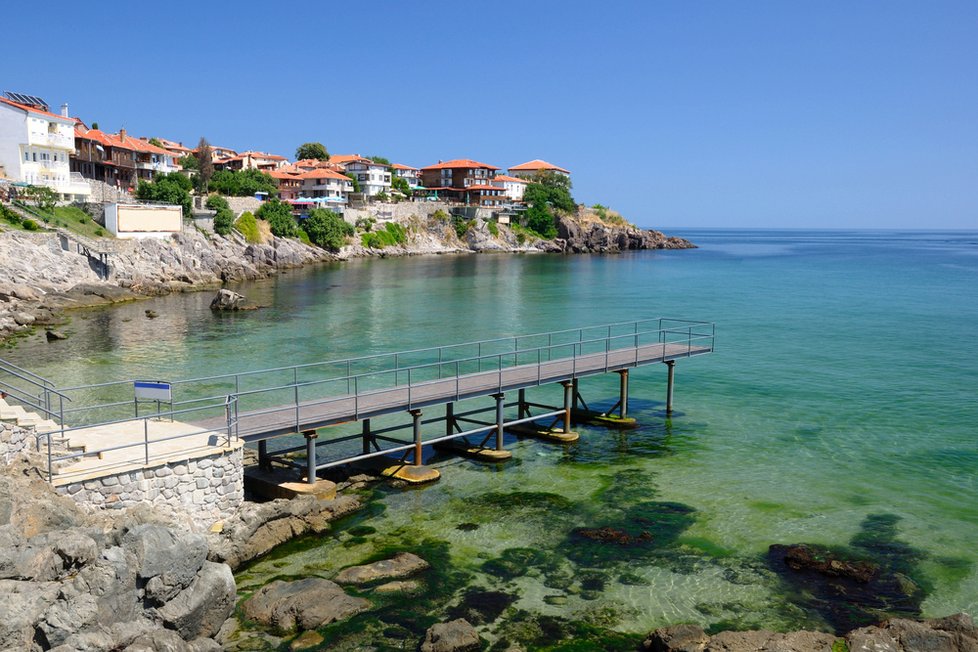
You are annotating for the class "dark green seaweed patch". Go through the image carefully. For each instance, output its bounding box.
[561,500,696,567]
[482,547,561,581]
[766,513,932,634]
[446,588,518,625]
[491,610,644,652]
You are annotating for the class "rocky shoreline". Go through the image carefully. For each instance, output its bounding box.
[0,210,693,345]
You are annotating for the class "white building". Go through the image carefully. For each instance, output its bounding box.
[0,96,90,201]
[508,159,571,180]
[298,168,354,206]
[330,155,392,197]
[491,174,529,202]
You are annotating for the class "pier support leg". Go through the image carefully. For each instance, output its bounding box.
[258,440,270,470]
[665,361,675,415]
[411,410,423,466]
[562,381,573,434]
[493,393,505,451]
[618,369,629,419]
[361,419,371,455]
[518,389,527,419]
[303,430,317,484]
[572,378,580,413]
[446,403,454,437]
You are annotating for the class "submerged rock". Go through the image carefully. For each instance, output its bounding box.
[420,618,480,652]
[334,551,429,585]
[45,329,67,341]
[241,578,369,631]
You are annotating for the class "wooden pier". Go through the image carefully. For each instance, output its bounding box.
[7,319,715,487]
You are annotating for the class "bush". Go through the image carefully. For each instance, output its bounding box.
[432,209,449,221]
[205,194,229,210]
[303,208,353,251]
[22,219,39,231]
[487,221,499,237]
[235,211,260,243]
[524,203,557,239]
[361,221,407,249]
[208,168,278,197]
[213,207,234,236]
[256,199,297,238]
[297,228,311,245]
[135,172,192,217]
[452,215,474,238]
[355,216,376,232]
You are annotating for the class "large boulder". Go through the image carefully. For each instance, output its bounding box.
[241,578,369,632]
[334,552,429,585]
[158,561,236,639]
[122,524,208,592]
[209,288,246,311]
[420,618,481,652]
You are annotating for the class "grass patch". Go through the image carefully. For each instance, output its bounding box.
[361,222,406,249]
[488,221,499,237]
[234,211,261,243]
[17,204,111,238]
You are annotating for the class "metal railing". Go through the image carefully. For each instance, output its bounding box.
[0,356,71,426]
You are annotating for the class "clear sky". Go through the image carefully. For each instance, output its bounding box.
[6,2,977,229]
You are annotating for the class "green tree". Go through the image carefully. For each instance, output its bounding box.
[303,208,353,251]
[256,199,297,238]
[345,173,361,193]
[135,172,192,217]
[391,176,410,196]
[178,154,199,170]
[21,185,58,214]
[148,137,164,147]
[523,203,556,239]
[208,169,277,197]
[205,194,229,210]
[368,155,391,165]
[196,137,214,192]
[295,142,329,161]
[213,206,234,236]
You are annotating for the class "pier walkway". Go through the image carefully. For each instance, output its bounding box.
[1,318,715,486]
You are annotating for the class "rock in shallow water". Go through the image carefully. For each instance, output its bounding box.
[334,551,429,585]
[209,288,246,311]
[421,618,480,652]
[241,578,369,631]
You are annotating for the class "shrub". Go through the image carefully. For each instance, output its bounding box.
[303,208,353,251]
[135,172,193,217]
[432,209,449,221]
[235,211,260,243]
[355,216,376,232]
[22,219,39,231]
[452,215,474,238]
[488,221,499,237]
[95,228,105,236]
[256,199,297,238]
[213,207,234,236]
[361,222,407,249]
[205,194,229,210]
[297,228,311,245]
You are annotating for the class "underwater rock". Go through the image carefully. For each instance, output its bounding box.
[289,629,325,651]
[643,623,710,652]
[334,552,429,585]
[420,618,480,652]
[241,578,369,631]
[774,544,878,583]
[577,526,654,546]
[44,329,67,341]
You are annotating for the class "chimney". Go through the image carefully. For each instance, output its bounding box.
[60,103,69,117]
[119,128,127,142]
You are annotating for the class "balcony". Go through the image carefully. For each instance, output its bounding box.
[29,132,74,150]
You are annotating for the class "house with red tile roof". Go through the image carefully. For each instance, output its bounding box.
[328,155,391,197]
[214,151,288,172]
[391,163,421,189]
[420,159,505,206]
[267,168,303,201]
[0,95,91,200]
[491,174,530,202]
[296,167,354,205]
[72,125,179,190]
[508,159,571,179]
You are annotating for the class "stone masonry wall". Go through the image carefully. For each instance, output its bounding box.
[225,196,262,217]
[57,444,245,530]
[343,200,454,225]
[0,420,31,460]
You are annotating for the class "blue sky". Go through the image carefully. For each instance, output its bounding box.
[6,2,977,228]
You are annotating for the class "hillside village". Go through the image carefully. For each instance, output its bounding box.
[0,90,584,239]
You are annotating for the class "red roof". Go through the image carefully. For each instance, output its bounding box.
[330,154,388,168]
[0,97,74,123]
[509,159,570,174]
[299,168,350,182]
[465,185,502,191]
[422,159,500,171]
[75,127,170,155]
[392,163,419,171]
[492,174,529,184]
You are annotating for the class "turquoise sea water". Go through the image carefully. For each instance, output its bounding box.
[5,229,978,645]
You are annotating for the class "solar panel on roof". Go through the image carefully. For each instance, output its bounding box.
[3,91,49,111]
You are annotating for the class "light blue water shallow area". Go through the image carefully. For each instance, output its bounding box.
[5,229,978,637]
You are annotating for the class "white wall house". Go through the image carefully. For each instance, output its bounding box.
[491,174,529,201]
[508,159,571,180]
[0,97,90,201]
[298,168,354,206]
[330,155,392,197]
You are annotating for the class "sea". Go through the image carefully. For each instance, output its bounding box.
[5,228,977,648]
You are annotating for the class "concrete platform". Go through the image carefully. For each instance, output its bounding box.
[433,440,513,461]
[572,408,639,430]
[379,464,441,484]
[243,465,337,500]
[507,422,580,443]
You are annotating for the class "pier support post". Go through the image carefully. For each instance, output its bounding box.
[562,381,573,434]
[361,419,371,455]
[518,389,527,419]
[618,369,629,419]
[258,440,270,470]
[446,403,454,437]
[493,393,505,451]
[665,361,675,415]
[411,409,423,466]
[572,378,580,413]
[303,430,317,484]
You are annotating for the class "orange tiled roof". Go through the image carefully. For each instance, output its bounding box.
[465,184,502,191]
[391,163,419,171]
[509,159,570,174]
[492,174,529,183]
[421,159,500,171]
[0,97,74,123]
[299,168,351,182]
[75,127,170,155]
[330,154,388,167]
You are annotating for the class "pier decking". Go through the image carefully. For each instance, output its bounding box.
[1,318,715,486]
